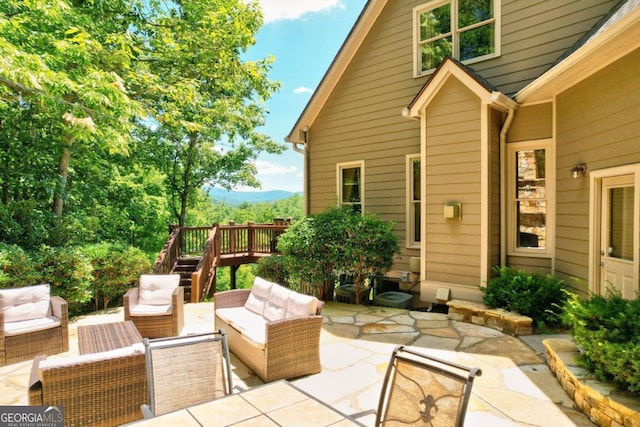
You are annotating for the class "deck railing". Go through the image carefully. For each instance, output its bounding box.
[153,222,289,302]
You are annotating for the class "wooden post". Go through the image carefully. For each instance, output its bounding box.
[230,265,239,290]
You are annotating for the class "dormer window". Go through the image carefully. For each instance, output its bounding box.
[414,0,499,76]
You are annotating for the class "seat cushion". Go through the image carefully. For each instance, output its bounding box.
[130,304,172,316]
[216,307,267,347]
[4,316,60,336]
[0,284,51,323]
[138,275,180,306]
[244,277,274,316]
[38,343,145,371]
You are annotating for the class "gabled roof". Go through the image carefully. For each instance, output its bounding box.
[402,57,515,119]
[516,0,640,104]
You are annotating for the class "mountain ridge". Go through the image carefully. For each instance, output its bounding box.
[205,187,302,206]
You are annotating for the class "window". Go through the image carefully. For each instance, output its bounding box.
[337,161,364,213]
[507,141,554,255]
[414,0,499,76]
[407,155,421,247]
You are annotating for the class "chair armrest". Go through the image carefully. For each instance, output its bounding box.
[50,296,68,324]
[123,287,139,318]
[316,300,325,315]
[214,289,251,309]
[172,286,184,334]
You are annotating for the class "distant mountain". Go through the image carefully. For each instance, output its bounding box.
[205,187,302,206]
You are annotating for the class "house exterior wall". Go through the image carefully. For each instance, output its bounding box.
[301,0,629,301]
[554,47,640,296]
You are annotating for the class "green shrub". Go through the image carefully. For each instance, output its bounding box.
[256,255,290,287]
[0,243,42,287]
[483,266,568,327]
[82,243,152,310]
[563,291,640,393]
[36,246,93,316]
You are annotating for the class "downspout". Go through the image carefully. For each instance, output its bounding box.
[290,126,310,215]
[491,93,517,267]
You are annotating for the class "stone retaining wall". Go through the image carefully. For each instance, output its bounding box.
[446,299,533,336]
[543,338,640,427]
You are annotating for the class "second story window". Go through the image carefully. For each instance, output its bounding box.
[414,0,499,76]
[338,161,364,214]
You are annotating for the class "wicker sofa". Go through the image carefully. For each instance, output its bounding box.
[214,277,324,383]
[0,284,69,366]
[28,344,147,427]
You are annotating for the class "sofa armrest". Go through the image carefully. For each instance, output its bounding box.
[265,315,324,345]
[214,289,251,309]
[28,356,46,406]
[123,287,139,319]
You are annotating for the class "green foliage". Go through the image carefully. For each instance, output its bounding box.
[563,291,640,393]
[0,243,41,287]
[36,246,93,316]
[278,206,399,301]
[256,255,290,287]
[483,266,568,327]
[81,243,152,310]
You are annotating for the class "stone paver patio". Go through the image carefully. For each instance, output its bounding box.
[0,301,594,426]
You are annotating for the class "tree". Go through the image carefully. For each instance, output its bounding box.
[132,0,284,227]
[278,206,400,302]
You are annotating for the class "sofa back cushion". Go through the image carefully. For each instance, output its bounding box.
[244,277,274,315]
[263,283,289,321]
[138,274,180,306]
[0,284,51,323]
[286,291,319,318]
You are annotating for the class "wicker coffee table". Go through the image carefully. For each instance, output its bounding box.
[78,320,143,355]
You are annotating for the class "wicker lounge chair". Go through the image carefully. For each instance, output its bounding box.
[124,274,184,338]
[360,345,482,426]
[141,330,233,418]
[0,284,69,366]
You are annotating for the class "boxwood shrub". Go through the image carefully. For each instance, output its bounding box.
[483,266,568,327]
[563,291,640,393]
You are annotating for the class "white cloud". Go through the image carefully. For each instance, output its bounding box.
[257,0,344,24]
[293,86,313,94]
[255,160,298,176]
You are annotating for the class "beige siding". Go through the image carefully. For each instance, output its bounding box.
[509,103,553,142]
[473,0,619,95]
[425,78,482,286]
[555,47,640,291]
[308,0,425,270]
[507,256,552,274]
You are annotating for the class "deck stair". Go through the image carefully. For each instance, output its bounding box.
[173,257,200,302]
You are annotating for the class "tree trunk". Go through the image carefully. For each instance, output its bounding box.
[53,138,72,218]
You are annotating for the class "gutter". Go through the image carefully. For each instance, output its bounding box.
[287,127,310,215]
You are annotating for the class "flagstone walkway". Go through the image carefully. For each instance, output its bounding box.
[0,301,594,426]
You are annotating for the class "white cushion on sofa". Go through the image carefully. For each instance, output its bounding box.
[244,277,274,315]
[39,343,145,371]
[138,275,179,306]
[4,316,60,336]
[263,284,289,321]
[287,292,318,318]
[216,307,267,347]
[0,284,51,323]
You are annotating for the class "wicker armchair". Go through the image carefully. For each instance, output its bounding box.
[124,274,184,339]
[29,345,147,426]
[0,284,69,366]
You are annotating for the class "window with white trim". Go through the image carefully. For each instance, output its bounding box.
[507,141,554,255]
[337,161,364,214]
[414,0,499,76]
[407,155,421,248]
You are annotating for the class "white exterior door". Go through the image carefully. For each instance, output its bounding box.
[591,166,640,299]
[600,175,635,297]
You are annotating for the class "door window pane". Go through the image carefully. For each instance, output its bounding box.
[609,186,634,260]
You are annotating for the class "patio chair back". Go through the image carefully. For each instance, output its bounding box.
[142,329,233,417]
[376,345,481,427]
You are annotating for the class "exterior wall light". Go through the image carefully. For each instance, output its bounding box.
[570,163,587,179]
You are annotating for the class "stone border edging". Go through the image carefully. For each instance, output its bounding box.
[446,299,533,336]
[543,338,640,427]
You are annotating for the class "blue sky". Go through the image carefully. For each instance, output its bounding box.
[243,0,368,192]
